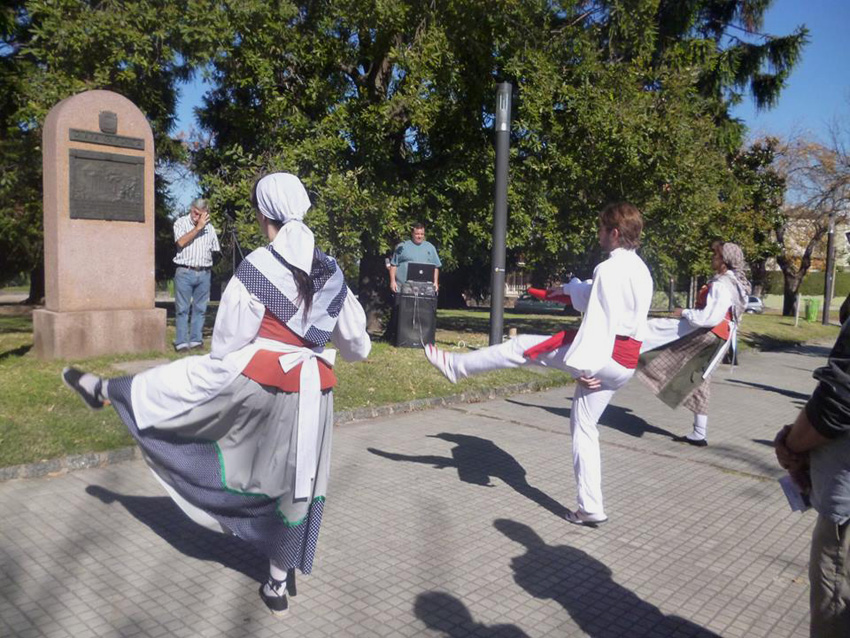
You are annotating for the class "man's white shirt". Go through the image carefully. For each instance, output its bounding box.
[173,214,221,267]
[561,248,654,376]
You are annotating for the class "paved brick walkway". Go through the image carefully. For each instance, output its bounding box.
[0,344,828,637]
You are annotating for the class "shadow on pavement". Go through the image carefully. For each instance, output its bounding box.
[789,344,833,358]
[723,378,811,402]
[752,438,776,447]
[700,443,783,478]
[368,433,568,518]
[85,485,266,583]
[504,397,676,439]
[414,591,530,637]
[494,519,721,638]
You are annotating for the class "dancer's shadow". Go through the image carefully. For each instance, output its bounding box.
[368,433,568,518]
[494,519,720,638]
[415,591,530,637]
[504,398,675,439]
[86,485,266,582]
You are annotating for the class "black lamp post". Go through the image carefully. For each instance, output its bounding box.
[489,82,512,346]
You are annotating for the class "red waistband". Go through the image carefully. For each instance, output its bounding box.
[522,330,642,370]
[611,335,641,369]
[710,310,733,340]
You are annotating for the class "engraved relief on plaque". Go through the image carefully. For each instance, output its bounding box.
[69,149,145,222]
[99,111,118,134]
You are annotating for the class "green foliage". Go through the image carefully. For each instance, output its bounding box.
[710,137,785,288]
[762,270,850,298]
[191,0,807,300]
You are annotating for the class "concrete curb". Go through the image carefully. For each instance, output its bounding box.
[0,377,568,483]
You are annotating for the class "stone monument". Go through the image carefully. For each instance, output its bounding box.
[33,90,166,359]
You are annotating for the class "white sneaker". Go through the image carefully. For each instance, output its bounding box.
[565,508,608,527]
[424,344,458,384]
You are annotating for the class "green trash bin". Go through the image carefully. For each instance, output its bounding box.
[805,298,820,322]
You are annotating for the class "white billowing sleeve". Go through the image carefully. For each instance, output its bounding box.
[563,277,593,312]
[331,288,372,361]
[210,277,265,360]
[562,263,621,376]
[641,317,700,353]
[682,283,733,328]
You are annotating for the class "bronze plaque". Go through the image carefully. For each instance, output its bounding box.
[69,149,145,222]
[69,128,145,150]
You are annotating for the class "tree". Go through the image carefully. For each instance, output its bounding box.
[716,137,785,297]
[772,134,850,315]
[0,0,216,300]
[190,0,807,331]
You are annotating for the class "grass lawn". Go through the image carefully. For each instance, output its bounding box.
[0,300,838,470]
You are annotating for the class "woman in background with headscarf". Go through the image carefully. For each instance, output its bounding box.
[637,241,751,447]
[62,173,371,615]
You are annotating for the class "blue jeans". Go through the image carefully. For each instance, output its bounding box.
[174,267,211,346]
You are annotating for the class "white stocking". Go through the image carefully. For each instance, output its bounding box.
[690,414,708,441]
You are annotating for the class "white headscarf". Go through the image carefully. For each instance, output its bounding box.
[255,173,314,274]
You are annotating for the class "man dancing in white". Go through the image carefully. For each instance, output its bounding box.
[425,202,653,526]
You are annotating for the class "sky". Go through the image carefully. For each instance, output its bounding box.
[168,0,850,211]
[730,0,850,141]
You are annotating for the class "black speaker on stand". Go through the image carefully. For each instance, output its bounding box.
[394,282,437,347]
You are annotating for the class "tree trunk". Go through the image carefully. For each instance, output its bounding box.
[26,261,44,305]
[782,271,803,316]
[357,253,393,334]
[839,293,850,325]
[437,269,467,309]
[749,258,767,299]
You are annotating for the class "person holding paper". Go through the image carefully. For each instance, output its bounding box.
[62,173,371,616]
[425,202,653,527]
[635,241,750,447]
[775,315,850,638]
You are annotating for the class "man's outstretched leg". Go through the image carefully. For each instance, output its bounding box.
[425,334,561,383]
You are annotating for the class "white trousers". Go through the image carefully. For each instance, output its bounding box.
[452,335,634,516]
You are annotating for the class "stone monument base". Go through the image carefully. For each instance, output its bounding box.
[33,308,167,360]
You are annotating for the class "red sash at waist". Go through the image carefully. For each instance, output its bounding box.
[710,310,733,340]
[242,311,336,392]
[611,335,641,369]
[522,329,642,370]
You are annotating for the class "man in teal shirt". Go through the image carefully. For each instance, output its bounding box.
[389,222,442,292]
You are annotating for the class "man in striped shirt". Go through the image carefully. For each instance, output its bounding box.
[172,198,221,351]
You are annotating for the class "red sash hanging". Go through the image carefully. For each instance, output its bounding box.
[522,329,642,370]
[522,329,579,359]
[527,287,572,306]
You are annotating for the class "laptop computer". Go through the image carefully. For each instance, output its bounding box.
[407,262,436,282]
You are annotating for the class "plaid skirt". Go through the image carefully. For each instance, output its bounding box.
[636,328,723,414]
